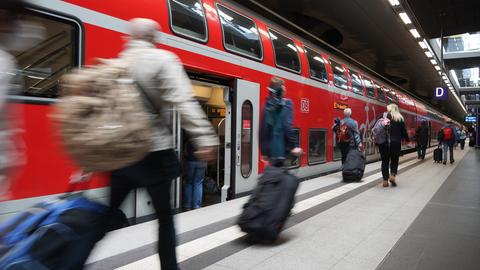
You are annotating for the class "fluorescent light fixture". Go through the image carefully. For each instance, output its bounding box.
[388,0,400,6]
[418,41,428,49]
[434,66,441,71]
[410,29,421,38]
[430,59,437,65]
[399,13,412,24]
[424,51,433,58]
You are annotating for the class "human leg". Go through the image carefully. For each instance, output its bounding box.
[193,161,206,209]
[183,161,195,209]
[378,143,390,187]
[443,143,448,164]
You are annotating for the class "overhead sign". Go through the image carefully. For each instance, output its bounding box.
[465,116,477,123]
[434,87,448,100]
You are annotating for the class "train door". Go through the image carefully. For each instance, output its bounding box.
[231,79,260,197]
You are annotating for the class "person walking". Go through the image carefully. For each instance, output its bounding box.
[332,108,363,164]
[381,104,409,187]
[439,120,458,165]
[260,77,302,167]
[415,120,428,160]
[458,128,467,150]
[183,133,207,210]
[99,18,218,270]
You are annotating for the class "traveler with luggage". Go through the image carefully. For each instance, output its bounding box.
[438,120,458,165]
[458,128,467,150]
[377,104,409,187]
[332,108,363,164]
[415,120,428,160]
[239,77,302,242]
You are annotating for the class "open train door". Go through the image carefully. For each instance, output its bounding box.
[230,79,260,198]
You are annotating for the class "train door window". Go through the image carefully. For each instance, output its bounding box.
[305,46,328,83]
[168,0,208,42]
[217,4,262,60]
[284,128,301,168]
[349,69,364,95]
[13,11,80,98]
[269,29,301,73]
[364,78,376,98]
[330,59,348,90]
[377,86,386,102]
[240,100,253,178]
[308,129,327,165]
[387,90,398,104]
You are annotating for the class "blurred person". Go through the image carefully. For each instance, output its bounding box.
[260,77,302,167]
[183,133,207,210]
[438,120,458,165]
[91,18,218,270]
[458,127,467,150]
[332,108,362,164]
[382,104,409,187]
[415,120,428,160]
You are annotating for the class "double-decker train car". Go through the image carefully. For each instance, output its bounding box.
[1,0,455,222]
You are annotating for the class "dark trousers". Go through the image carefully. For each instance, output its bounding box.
[460,139,466,150]
[417,144,426,159]
[338,142,351,164]
[389,142,401,176]
[109,150,180,270]
[378,142,401,180]
[378,143,390,181]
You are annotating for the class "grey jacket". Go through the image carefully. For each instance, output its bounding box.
[119,40,218,151]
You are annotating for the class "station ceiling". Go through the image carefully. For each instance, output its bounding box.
[239,0,480,121]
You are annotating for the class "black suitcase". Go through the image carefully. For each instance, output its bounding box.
[342,149,366,182]
[434,146,443,163]
[238,166,299,242]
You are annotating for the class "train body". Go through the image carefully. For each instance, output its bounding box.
[1,0,452,221]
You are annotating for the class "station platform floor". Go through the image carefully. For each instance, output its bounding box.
[85,147,480,270]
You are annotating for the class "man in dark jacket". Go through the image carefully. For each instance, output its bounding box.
[332,108,363,164]
[415,120,428,160]
[260,77,302,167]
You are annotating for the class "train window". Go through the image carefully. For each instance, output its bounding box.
[168,0,208,42]
[240,100,253,178]
[217,4,262,60]
[388,91,399,104]
[308,129,327,165]
[377,86,386,102]
[364,78,376,98]
[330,59,348,90]
[284,128,301,168]
[305,47,327,83]
[349,69,364,95]
[13,12,80,99]
[269,29,301,73]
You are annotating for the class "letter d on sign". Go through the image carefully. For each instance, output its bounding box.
[434,87,447,100]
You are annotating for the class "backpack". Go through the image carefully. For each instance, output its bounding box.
[443,127,453,141]
[51,58,153,172]
[336,122,351,143]
[371,113,390,144]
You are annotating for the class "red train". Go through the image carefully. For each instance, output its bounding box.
[2,0,454,221]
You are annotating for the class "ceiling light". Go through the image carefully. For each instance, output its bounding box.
[424,51,433,58]
[410,29,421,38]
[430,59,437,65]
[388,0,400,6]
[399,12,412,24]
[418,41,428,49]
[434,66,441,71]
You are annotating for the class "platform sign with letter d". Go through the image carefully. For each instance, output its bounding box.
[434,87,448,100]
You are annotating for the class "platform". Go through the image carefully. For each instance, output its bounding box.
[85,147,479,270]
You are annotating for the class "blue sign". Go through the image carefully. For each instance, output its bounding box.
[465,116,477,122]
[434,87,448,100]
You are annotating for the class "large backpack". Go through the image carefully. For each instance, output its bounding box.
[443,127,453,141]
[51,59,153,172]
[371,113,390,144]
[336,122,351,143]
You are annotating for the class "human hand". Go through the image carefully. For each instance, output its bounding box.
[291,147,303,157]
[195,146,217,164]
[261,155,270,165]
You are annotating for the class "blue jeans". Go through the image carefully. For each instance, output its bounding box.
[183,161,207,209]
[443,143,454,162]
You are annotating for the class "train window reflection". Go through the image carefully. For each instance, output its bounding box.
[284,128,301,168]
[308,129,327,165]
[269,29,301,73]
[349,69,364,95]
[364,78,376,98]
[330,59,348,90]
[241,100,253,178]
[168,0,208,42]
[305,47,327,83]
[377,85,386,102]
[12,12,79,98]
[217,4,262,60]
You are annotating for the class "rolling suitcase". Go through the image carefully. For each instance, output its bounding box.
[0,193,107,270]
[238,166,299,242]
[433,145,443,163]
[342,149,366,182]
